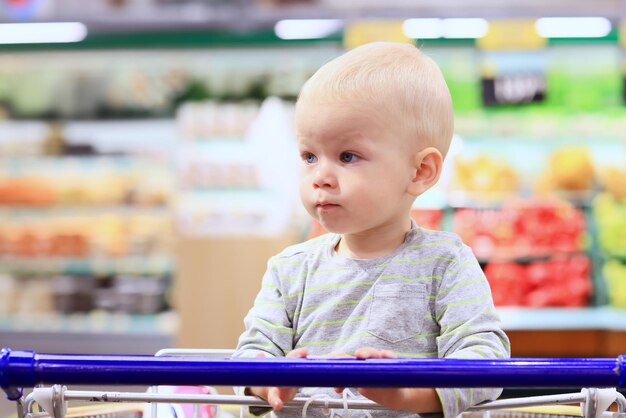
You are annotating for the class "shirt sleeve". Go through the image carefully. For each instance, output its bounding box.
[232,257,295,416]
[434,243,511,418]
[233,257,295,358]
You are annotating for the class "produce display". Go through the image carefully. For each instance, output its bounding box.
[0,134,175,321]
[594,193,626,258]
[594,193,626,308]
[600,166,626,200]
[452,197,591,308]
[453,198,586,260]
[535,146,595,193]
[447,134,626,309]
[0,211,171,259]
[603,260,626,309]
[0,274,168,316]
[484,255,591,307]
[0,160,171,207]
[452,154,520,196]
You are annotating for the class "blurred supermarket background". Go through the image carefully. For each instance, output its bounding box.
[1,0,626,411]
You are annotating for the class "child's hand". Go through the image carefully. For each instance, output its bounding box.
[333,346,396,388]
[334,347,410,411]
[335,347,441,414]
[332,348,396,396]
[308,351,354,359]
[248,347,309,411]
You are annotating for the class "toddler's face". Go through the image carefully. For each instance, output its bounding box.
[296,100,416,235]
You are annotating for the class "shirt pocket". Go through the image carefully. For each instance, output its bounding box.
[367,282,427,344]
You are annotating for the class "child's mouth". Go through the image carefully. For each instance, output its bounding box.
[317,203,339,210]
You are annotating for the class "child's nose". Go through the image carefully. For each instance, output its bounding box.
[312,166,336,189]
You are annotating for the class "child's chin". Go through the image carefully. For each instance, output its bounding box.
[321,224,350,234]
[315,221,341,234]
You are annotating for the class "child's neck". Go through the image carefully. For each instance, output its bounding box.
[335,220,412,260]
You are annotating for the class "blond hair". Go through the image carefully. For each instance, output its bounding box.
[297,42,454,157]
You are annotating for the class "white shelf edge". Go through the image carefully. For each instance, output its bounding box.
[0,311,178,335]
[498,306,626,331]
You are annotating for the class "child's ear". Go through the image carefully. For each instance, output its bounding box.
[406,147,443,197]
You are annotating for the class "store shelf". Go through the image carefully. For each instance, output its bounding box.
[0,205,170,215]
[0,155,164,165]
[0,311,177,335]
[0,256,173,275]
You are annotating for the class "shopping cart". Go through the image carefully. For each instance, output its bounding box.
[2,348,626,418]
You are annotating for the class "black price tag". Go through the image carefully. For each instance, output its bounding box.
[481,74,546,106]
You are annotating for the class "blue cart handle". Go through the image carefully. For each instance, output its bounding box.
[2,348,626,400]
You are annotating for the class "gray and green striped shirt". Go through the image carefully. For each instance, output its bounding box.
[235,223,510,418]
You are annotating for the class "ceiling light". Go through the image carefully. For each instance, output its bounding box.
[443,18,489,39]
[0,22,87,44]
[403,18,443,39]
[535,17,612,38]
[274,19,343,40]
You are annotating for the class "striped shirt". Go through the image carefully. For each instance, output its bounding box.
[235,223,510,418]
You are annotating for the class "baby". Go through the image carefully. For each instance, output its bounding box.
[234,41,510,418]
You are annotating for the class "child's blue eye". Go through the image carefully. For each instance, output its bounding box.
[303,152,317,164]
[340,152,358,163]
